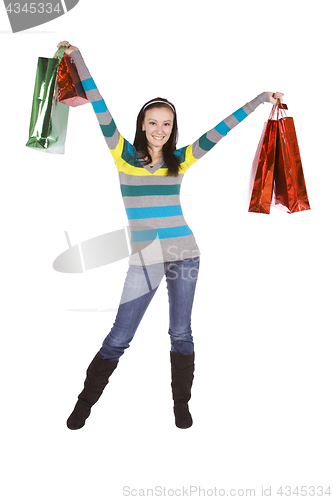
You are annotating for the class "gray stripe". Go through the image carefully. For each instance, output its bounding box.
[223,114,240,130]
[105,129,120,150]
[71,50,91,80]
[93,110,112,126]
[86,88,102,103]
[262,92,271,103]
[71,50,120,151]
[192,141,208,160]
[128,215,187,228]
[129,234,200,266]
[124,194,181,209]
[141,156,164,173]
[118,171,184,186]
[161,234,200,261]
[243,92,270,114]
[191,127,225,159]
[187,92,270,163]
[207,128,224,143]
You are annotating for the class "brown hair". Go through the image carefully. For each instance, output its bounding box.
[133,97,180,176]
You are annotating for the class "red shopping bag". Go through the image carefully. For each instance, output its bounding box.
[249,101,310,214]
[57,53,89,107]
[248,105,278,214]
[274,109,310,213]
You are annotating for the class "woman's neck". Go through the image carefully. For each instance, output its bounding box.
[148,145,162,160]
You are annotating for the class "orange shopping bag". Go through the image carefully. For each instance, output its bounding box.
[57,53,89,107]
[274,107,310,213]
[249,101,310,214]
[248,105,278,214]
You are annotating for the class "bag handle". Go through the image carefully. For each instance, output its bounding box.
[268,99,288,121]
[53,45,66,61]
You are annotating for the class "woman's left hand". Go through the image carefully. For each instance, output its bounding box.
[267,91,284,105]
[57,40,78,55]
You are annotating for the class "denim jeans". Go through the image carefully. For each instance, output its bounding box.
[99,257,200,361]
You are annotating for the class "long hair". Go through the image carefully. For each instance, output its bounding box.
[133,97,180,177]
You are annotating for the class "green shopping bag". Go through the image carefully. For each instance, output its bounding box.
[26,46,70,154]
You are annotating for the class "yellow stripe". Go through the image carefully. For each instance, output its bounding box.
[110,135,169,176]
[180,145,199,173]
[110,136,198,176]
[117,163,169,176]
[110,135,124,170]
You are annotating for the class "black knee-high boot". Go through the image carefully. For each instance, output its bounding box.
[170,351,195,429]
[67,352,118,430]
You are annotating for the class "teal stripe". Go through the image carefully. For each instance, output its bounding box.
[199,134,216,152]
[92,99,107,113]
[157,225,192,239]
[121,184,181,197]
[100,119,117,138]
[131,229,157,242]
[233,107,248,123]
[121,139,141,167]
[81,77,96,92]
[126,205,183,220]
[175,146,187,163]
[131,225,192,242]
[215,120,231,136]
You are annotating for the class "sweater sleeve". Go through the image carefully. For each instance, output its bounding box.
[70,50,121,152]
[178,92,271,171]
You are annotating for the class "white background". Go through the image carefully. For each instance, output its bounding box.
[1,0,332,498]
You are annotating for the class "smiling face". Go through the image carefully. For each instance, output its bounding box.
[142,107,174,152]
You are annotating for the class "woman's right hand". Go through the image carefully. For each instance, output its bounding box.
[57,41,78,55]
[266,91,284,105]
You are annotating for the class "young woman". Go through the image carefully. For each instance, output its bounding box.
[58,41,283,431]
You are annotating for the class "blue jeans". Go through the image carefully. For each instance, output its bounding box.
[99,257,200,361]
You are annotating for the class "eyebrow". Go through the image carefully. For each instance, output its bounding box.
[148,118,172,123]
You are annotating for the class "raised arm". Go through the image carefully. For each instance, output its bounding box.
[178,92,282,171]
[57,41,121,152]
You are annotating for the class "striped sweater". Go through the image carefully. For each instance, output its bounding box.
[71,50,270,266]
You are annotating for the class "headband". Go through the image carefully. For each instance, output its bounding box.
[143,100,175,112]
